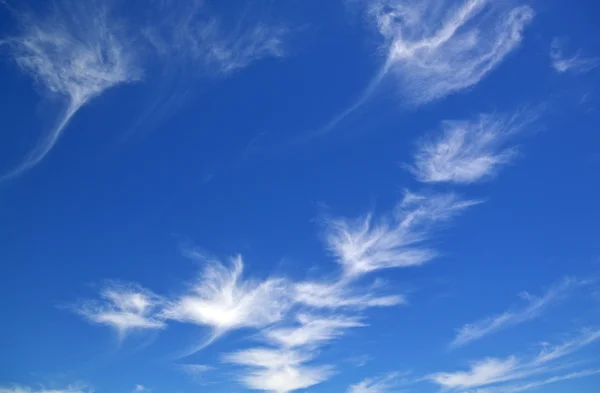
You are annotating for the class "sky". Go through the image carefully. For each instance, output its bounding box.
[1,0,600,393]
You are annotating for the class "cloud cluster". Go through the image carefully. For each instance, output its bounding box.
[450,277,588,348]
[370,0,534,104]
[550,38,599,74]
[161,255,291,352]
[220,191,476,392]
[71,189,475,392]
[1,0,289,179]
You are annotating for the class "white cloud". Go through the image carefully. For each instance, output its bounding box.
[371,0,534,104]
[451,278,588,348]
[132,385,145,393]
[326,191,479,278]
[161,255,291,352]
[410,113,530,184]
[75,282,165,338]
[532,328,600,366]
[179,364,213,375]
[430,329,600,391]
[550,38,599,74]
[347,372,401,393]
[264,313,364,348]
[302,0,533,138]
[0,386,88,393]
[431,356,522,390]
[1,0,140,179]
[495,369,600,393]
[224,347,333,393]
[142,1,287,76]
[293,280,404,309]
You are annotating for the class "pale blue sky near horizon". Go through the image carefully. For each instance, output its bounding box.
[1,1,600,393]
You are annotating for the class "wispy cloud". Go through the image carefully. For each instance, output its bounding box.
[550,38,599,74]
[142,0,288,76]
[326,191,479,278]
[491,368,600,393]
[347,372,403,393]
[293,279,404,309]
[223,309,365,391]
[74,282,165,338]
[430,328,600,391]
[264,313,364,349]
[1,0,291,177]
[1,0,140,179]
[0,386,89,393]
[161,255,291,355]
[451,278,589,348]
[532,328,600,366]
[309,0,534,138]
[409,113,534,184]
[219,191,478,392]
[179,364,213,376]
[372,0,534,105]
[224,347,333,393]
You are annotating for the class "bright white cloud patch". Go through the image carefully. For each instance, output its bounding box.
[264,313,364,348]
[293,280,404,309]
[451,278,588,348]
[224,347,333,393]
[75,283,165,337]
[370,0,534,104]
[410,113,529,184]
[326,191,479,278]
[161,255,290,351]
[431,356,521,390]
[550,38,599,74]
[1,1,140,179]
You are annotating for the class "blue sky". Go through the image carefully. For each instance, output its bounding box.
[1,0,600,393]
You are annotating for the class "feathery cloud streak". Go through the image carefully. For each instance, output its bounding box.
[0,386,88,393]
[71,188,479,391]
[347,372,402,393]
[409,113,534,184]
[1,1,140,180]
[224,347,333,393]
[302,0,534,139]
[161,255,290,354]
[326,191,479,278]
[142,0,288,76]
[550,38,599,74]
[1,0,290,178]
[372,0,534,105]
[222,191,478,392]
[451,278,588,348]
[75,282,165,338]
[431,328,600,391]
